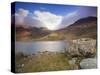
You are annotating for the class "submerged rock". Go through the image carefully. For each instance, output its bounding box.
[80,58,97,69]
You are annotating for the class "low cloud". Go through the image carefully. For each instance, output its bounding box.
[15,8,29,25]
[59,11,79,29]
[33,10,63,30]
[14,8,44,27]
[14,8,63,30]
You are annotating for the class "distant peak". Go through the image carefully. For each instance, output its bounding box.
[74,16,97,24]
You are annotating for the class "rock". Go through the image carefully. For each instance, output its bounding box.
[66,42,81,57]
[77,38,96,57]
[69,58,77,65]
[80,58,97,69]
[66,38,96,57]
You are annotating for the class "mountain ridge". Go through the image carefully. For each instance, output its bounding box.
[41,16,97,40]
[14,16,97,41]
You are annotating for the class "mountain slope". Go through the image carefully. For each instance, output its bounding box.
[14,16,97,41]
[15,25,51,41]
[59,17,97,39]
[42,17,97,40]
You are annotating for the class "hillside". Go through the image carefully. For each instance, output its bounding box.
[14,16,97,41]
[15,25,51,41]
[41,17,97,40]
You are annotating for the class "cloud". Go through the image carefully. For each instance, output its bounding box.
[16,8,29,17]
[14,8,29,25]
[40,7,46,10]
[14,8,43,27]
[14,8,63,30]
[65,11,77,18]
[24,16,44,27]
[78,7,97,17]
[59,7,97,29]
[59,11,79,28]
[15,13,24,25]
[33,10,63,30]
[13,7,97,30]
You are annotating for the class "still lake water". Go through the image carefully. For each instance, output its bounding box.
[15,41,69,54]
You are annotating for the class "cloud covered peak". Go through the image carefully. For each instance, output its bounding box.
[33,10,63,30]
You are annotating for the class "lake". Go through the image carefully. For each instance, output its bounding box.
[15,41,69,54]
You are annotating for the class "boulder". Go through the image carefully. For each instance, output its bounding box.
[66,38,97,57]
[80,58,97,69]
[66,43,81,57]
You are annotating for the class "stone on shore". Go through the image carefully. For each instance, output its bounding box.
[66,38,96,57]
[80,58,97,69]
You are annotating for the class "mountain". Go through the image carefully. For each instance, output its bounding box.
[59,16,97,39]
[41,17,97,40]
[14,16,97,41]
[15,25,51,41]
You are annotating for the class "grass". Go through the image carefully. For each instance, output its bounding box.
[15,52,82,73]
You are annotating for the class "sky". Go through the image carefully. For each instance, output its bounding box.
[12,2,97,30]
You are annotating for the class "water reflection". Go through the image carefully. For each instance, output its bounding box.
[15,41,69,54]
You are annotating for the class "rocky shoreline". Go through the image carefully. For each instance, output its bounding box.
[66,38,97,69]
[15,38,97,72]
